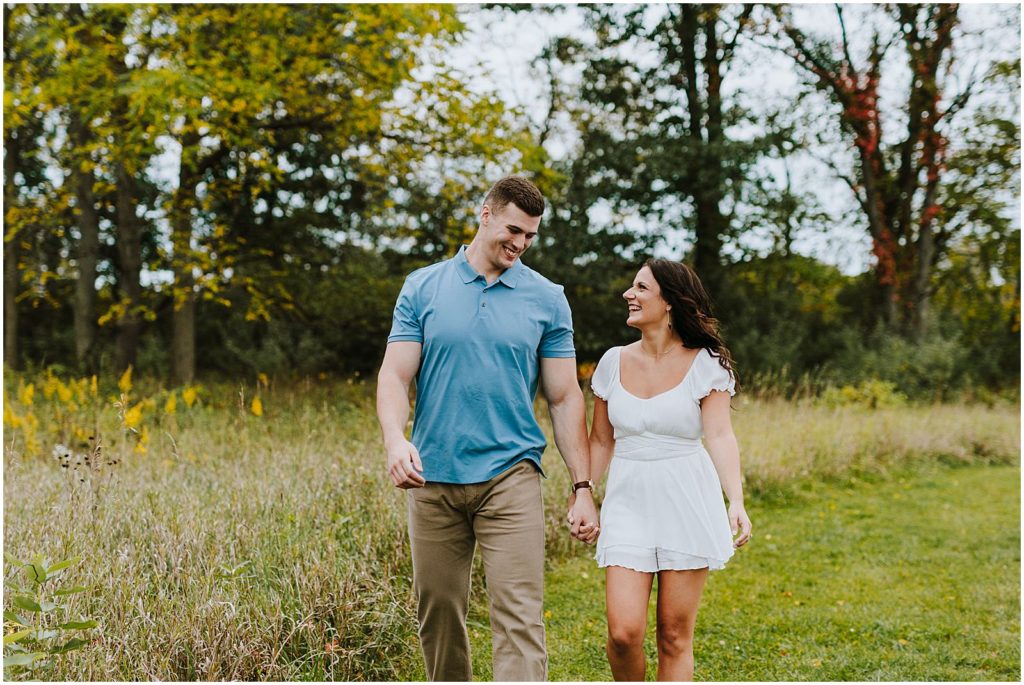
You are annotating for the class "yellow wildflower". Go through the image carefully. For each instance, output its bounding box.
[258,372,269,387]
[4,404,21,429]
[25,433,41,457]
[251,396,263,417]
[90,375,98,396]
[56,381,73,404]
[182,386,198,408]
[21,411,40,456]
[18,382,34,406]
[71,378,87,404]
[164,393,177,415]
[123,403,143,430]
[134,425,149,455]
[576,362,597,382]
[118,366,133,393]
[42,371,58,400]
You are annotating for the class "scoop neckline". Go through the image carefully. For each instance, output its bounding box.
[615,345,703,401]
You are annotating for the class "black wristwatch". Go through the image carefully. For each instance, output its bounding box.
[572,479,594,494]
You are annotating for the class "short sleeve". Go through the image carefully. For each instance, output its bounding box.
[695,350,736,401]
[590,347,619,400]
[538,288,576,358]
[387,276,423,343]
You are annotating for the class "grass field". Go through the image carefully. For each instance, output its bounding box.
[2,373,1020,680]
[469,463,1021,681]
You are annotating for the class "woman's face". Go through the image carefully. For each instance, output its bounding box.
[623,265,670,329]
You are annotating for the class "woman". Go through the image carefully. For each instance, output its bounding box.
[585,258,752,681]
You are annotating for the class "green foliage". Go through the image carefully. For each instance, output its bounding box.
[718,254,852,383]
[3,554,98,679]
[2,4,1019,396]
[821,330,972,402]
[821,379,907,409]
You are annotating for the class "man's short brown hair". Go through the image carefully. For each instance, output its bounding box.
[483,176,545,217]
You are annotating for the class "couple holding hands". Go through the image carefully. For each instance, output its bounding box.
[376,176,752,682]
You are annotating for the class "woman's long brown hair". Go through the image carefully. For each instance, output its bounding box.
[644,258,739,387]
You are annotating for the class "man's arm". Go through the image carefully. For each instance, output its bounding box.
[540,356,599,544]
[376,341,426,489]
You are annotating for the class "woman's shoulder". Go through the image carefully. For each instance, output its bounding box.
[699,346,733,371]
[692,346,736,398]
[598,345,627,362]
[591,346,625,399]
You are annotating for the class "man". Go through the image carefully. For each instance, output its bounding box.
[376,176,599,681]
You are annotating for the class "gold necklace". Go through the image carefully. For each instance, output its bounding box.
[639,342,677,361]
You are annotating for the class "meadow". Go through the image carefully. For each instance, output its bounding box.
[2,370,1020,680]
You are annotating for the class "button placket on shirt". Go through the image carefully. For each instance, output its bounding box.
[479,281,493,316]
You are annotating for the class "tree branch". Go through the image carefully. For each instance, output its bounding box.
[720,4,754,64]
[835,4,855,72]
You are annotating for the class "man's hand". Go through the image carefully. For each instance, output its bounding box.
[386,438,426,489]
[566,491,600,545]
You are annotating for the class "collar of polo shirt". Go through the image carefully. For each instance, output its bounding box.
[455,244,523,288]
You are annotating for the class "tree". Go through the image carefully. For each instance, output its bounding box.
[3,4,24,369]
[527,4,784,295]
[769,4,1016,338]
[4,4,65,370]
[147,4,470,383]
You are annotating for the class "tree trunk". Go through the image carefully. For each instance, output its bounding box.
[3,5,19,369]
[114,162,143,372]
[171,286,195,385]
[171,132,199,385]
[3,132,19,370]
[678,5,726,290]
[912,222,935,339]
[911,176,940,339]
[70,113,101,373]
[697,8,726,292]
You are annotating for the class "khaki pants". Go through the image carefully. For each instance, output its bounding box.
[407,460,547,681]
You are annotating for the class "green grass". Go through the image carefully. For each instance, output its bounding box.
[461,463,1020,681]
[2,373,1019,680]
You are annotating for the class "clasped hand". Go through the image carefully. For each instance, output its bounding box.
[566,491,600,545]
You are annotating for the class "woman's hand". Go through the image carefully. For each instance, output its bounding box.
[566,492,600,544]
[729,501,752,548]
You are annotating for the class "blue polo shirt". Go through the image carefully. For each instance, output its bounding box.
[387,245,576,484]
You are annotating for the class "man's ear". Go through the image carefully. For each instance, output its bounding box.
[480,204,491,227]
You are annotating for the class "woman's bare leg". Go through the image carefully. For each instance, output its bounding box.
[605,566,655,681]
[654,568,708,681]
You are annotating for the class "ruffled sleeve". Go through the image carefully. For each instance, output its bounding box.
[694,349,736,401]
[590,347,620,400]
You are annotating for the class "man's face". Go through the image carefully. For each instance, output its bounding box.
[479,201,541,271]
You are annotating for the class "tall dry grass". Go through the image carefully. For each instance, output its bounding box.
[731,397,1020,495]
[2,371,1019,680]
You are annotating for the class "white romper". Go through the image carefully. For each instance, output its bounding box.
[591,346,736,572]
